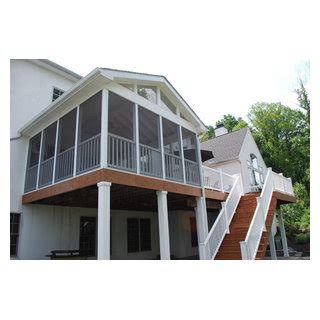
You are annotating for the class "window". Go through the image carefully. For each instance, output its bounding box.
[52,87,65,102]
[248,154,264,186]
[162,118,181,156]
[41,122,57,161]
[79,217,96,256]
[190,217,198,247]
[27,133,41,168]
[127,218,151,253]
[181,128,198,162]
[10,213,21,256]
[139,107,160,149]
[160,91,176,114]
[138,85,157,104]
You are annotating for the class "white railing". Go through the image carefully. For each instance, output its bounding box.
[39,157,54,187]
[203,166,235,193]
[164,153,183,182]
[24,164,38,192]
[185,159,201,186]
[240,168,274,260]
[199,175,243,259]
[77,134,101,174]
[140,144,162,178]
[55,147,75,182]
[272,172,294,195]
[108,133,136,172]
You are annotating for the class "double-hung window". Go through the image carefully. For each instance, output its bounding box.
[10,213,21,257]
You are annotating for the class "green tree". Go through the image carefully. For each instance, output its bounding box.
[215,114,248,132]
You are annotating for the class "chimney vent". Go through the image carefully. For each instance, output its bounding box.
[215,125,228,137]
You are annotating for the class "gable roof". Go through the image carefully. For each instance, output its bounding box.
[19,66,207,136]
[201,127,249,164]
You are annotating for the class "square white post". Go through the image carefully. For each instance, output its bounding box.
[159,116,166,179]
[134,103,140,174]
[195,196,209,260]
[277,209,289,257]
[178,126,186,184]
[52,119,59,184]
[100,89,109,168]
[97,181,112,260]
[157,190,170,260]
[36,130,44,189]
[268,231,277,260]
[73,106,80,176]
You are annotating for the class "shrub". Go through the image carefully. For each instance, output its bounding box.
[296,233,310,244]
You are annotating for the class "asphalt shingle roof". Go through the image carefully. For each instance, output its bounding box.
[201,127,248,164]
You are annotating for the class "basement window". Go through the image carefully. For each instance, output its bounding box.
[127,218,151,253]
[52,87,65,102]
[10,213,21,257]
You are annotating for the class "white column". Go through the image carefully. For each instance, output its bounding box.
[179,126,186,184]
[157,190,170,260]
[97,181,112,260]
[195,196,209,260]
[268,232,277,260]
[73,106,80,176]
[100,89,109,168]
[277,209,289,257]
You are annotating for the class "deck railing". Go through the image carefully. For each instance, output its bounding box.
[240,168,274,260]
[272,172,294,195]
[108,133,136,172]
[199,175,243,259]
[140,144,162,178]
[38,157,54,187]
[164,153,183,182]
[24,164,38,192]
[185,159,200,185]
[55,147,75,182]
[77,134,101,174]
[203,166,235,193]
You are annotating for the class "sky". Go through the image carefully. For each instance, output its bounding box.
[38,0,310,128]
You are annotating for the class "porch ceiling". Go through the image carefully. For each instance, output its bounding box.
[32,183,205,212]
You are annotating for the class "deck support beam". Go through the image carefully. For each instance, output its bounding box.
[157,190,171,260]
[277,209,289,257]
[97,181,112,260]
[195,196,209,260]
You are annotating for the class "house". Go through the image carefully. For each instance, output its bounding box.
[10,59,295,260]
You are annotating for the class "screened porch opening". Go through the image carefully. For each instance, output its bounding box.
[182,128,200,185]
[38,122,57,188]
[162,118,183,182]
[108,91,136,172]
[24,133,41,192]
[139,106,162,178]
[55,108,76,182]
[77,91,102,174]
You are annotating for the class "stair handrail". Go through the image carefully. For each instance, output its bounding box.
[199,174,243,260]
[240,167,274,260]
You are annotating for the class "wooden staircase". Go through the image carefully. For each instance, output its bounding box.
[215,193,277,260]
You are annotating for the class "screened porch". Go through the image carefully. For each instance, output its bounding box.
[24,89,202,193]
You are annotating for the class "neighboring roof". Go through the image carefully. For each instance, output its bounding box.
[201,127,249,164]
[30,59,82,81]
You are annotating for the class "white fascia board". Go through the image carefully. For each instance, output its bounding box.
[106,82,200,134]
[19,68,112,136]
[103,69,206,132]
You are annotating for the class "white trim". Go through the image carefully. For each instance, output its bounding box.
[157,190,170,260]
[159,116,166,179]
[135,104,140,175]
